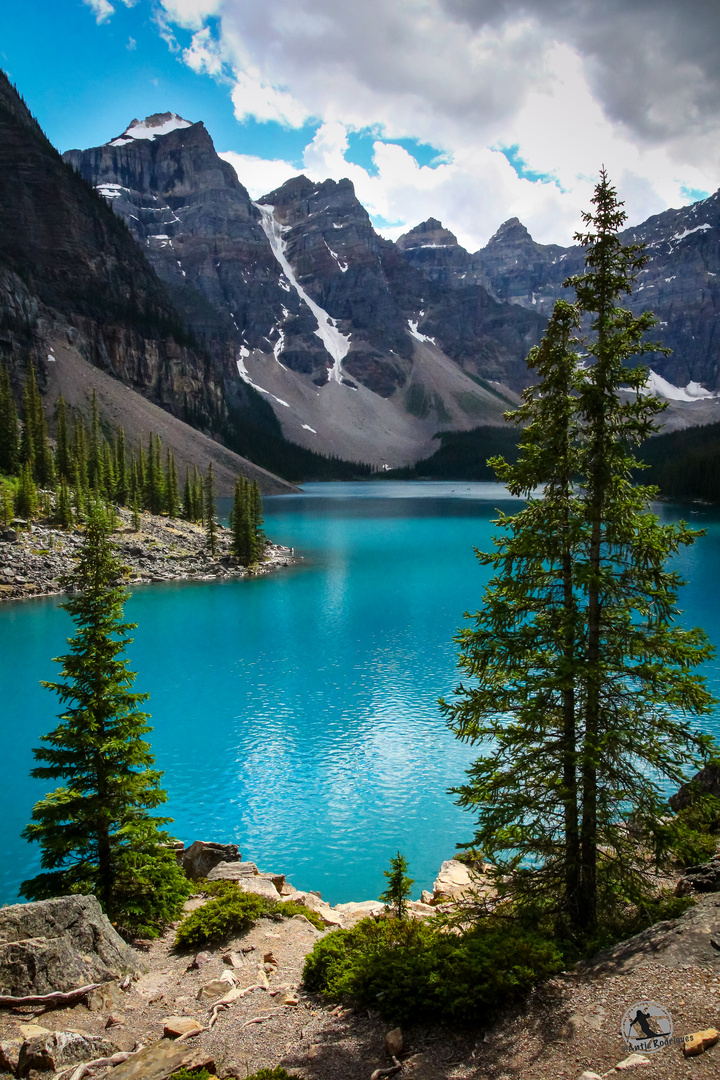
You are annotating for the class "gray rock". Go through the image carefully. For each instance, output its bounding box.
[0,895,144,995]
[17,1032,118,1076]
[96,1038,215,1080]
[182,841,241,880]
[579,894,720,974]
[0,1040,22,1075]
[205,860,257,882]
[670,763,720,811]
[675,855,720,895]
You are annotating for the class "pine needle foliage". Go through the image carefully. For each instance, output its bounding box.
[442,171,717,936]
[379,852,414,919]
[21,505,190,936]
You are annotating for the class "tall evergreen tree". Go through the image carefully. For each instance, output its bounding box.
[443,172,717,935]
[15,460,37,519]
[165,449,179,518]
[54,394,72,482]
[0,362,19,475]
[87,390,104,493]
[115,427,128,506]
[21,506,189,936]
[204,462,217,554]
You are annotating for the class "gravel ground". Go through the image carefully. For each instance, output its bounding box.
[0,507,297,602]
[1,891,719,1080]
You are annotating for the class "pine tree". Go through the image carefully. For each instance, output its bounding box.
[181,470,193,521]
[165,449,179,518]
[54,477,74,529]
[0,362,19,475]
[443,172,717,935]
[21,506,189,936]
[55,394,72,482]
[205,462,217,554]
[72,418,88,491]
[115,427,128,506]
[87,390,104,494]
[192,466,202,523]
[251,480,265,557]
[379,852,414,920]
[231,475,252,564]
[15,461,37,519]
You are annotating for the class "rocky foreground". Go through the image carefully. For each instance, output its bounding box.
[0,509,297,603]
[1,842,719,1080]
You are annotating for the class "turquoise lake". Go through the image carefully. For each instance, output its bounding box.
[1,481,720,907]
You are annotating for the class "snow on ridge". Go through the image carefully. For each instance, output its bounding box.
[672,223,712,242]
[108,113,193,146]
[236,347,289,407]
[643,369,717,402]
[325,241,348,273]
[254,202,351,383]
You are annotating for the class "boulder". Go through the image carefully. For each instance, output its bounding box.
[17,1032,118,1076]
[205,861,258,882]
[613,1053,650,1070]
[109,1039,215,1080]
[162,1017,203,1038]
[281,892,342,926]
[0,1040,22,1075]
[237,877,281,902]
[385,1028,403,1057]
[0,896,144,995]
[670,763,720,811]
[675,856,720,895]
[182,842,241,880]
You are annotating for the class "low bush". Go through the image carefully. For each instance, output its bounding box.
[174,881,325,948]
[670,795,720,868]
[302,914,562,1027]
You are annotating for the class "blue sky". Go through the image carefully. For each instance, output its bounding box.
[2,0,718,249]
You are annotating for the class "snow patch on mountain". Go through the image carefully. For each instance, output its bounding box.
[672,223,712,242]
[236,346,290,407]
[254,202,351,382]
[643,369,717,402]
[408,319,436,345]
[108,113,192,146]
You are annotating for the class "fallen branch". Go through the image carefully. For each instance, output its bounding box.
[175,1027,206,1044]
[240,1013,275,1029]
[208,984,259,1028]
[370,1057,402,1080]
[0,984,102,1009]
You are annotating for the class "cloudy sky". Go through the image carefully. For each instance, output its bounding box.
[3,0,719,249]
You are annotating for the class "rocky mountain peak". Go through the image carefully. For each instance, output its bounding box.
[397,218,459,251]
[108,112,194,146]
[486,217,533,246]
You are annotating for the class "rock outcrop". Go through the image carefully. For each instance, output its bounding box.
[182,842,242,881]
[0,896,145,996]
[669,762,720,811]
[675,855,720,895]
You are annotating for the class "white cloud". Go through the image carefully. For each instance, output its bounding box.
[83,0,137,23]
[157,0,720,245]
[83,0,115,23]
[219,151,300,197]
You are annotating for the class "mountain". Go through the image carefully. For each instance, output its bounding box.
[400,196,720,413]
[64,116,547,465]
[0,78,304,490]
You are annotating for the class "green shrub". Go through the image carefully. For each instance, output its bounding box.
[302,914,562,1027]
[175,890,273,949]
[174,882,325,948]
[670,795,720,867]
[170,1070,213,1080]
[275,900,325,931]
[247,1070,303,1080]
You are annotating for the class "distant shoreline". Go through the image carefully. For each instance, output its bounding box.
[0,506,298,604]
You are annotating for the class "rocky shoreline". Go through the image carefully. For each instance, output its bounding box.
[0,508,298,603]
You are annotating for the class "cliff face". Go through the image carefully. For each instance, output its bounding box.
[0,76,228,432]
[401,196,720,392]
